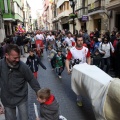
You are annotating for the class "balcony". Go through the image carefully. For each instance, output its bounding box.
[88,0,105,15]
[106,0,120,11]
[57,0,69,8]
[57,10,70,19]
[77,7,88,18]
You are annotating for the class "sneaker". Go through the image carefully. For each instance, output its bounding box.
[59,115,67,120]
[77,101,83,107]
[58,76,62,79]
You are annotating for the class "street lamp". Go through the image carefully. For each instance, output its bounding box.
[29,15,32,31]
[69,0,77,34]
[0,8,3,29]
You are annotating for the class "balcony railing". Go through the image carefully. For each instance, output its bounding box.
[57,10,71,19]
[88,0,105,13]
[106,0,120,10]
[78,7,88,18]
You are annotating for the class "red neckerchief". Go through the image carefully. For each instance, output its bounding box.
[44,95,54,105]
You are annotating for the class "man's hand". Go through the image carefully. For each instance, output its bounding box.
[36,117,40,120]
[44,67,47,70]
[67,69,71,75]
[0,105,4,114]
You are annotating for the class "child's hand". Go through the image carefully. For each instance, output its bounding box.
[0,105,4,114]
[36,117,40,120]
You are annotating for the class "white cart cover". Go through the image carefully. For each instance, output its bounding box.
[104,78,120,120]
[71,63,113,120]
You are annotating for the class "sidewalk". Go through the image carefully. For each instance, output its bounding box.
[0,54,28,120]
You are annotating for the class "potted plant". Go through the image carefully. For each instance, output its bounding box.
[69,13,77,19]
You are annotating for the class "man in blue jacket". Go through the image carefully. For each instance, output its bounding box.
[0,44,41,120]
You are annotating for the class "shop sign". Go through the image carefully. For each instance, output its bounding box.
[82,15,88,21]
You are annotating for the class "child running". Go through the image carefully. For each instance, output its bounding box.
[26,49,46,78]
[51,49,66,78]
[48,45,57,61]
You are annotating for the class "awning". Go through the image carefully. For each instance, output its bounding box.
[3,18,15,21]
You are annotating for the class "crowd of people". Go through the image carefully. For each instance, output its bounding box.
[0,28,120,120]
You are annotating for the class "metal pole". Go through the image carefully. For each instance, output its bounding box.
[73,3,75,34]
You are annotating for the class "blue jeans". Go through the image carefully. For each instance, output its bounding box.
[20,46,25,55]
[5,101,28,120]
[101,57,110,73]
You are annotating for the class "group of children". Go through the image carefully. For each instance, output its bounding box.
[26,45,66,79]
[25,46,66,120]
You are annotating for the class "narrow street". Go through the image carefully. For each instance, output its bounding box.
[28,51,96,120]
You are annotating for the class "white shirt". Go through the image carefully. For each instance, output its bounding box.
[46,35,55,41]
[70,46,89,64]
[98,42,114,58]
[36,34,44,40]
[64,37,75,47]
[56,41,61,48]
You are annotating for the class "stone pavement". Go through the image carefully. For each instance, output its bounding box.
[0,52,96,120]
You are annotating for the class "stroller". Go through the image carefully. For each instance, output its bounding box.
[35,40,44,57]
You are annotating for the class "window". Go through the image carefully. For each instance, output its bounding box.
[4,0,9,13]
[67,2,69,10]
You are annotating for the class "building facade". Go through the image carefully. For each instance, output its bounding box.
[22,0,31,32]
[57,0,72,31]
[51,0,58,30]
[74,0,88,32]
[42,0,53,30]
[0,7,5,42]
[106,0,120,31]
[1,0,23,36]
[36,9,43,30]
[87,0,108,33]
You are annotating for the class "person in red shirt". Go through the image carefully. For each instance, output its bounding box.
[65,35,91,107]
[66,35,91,74]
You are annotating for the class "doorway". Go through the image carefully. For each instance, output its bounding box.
[116,14,120,31]
[62,23,69,30]
[94,19,101,31]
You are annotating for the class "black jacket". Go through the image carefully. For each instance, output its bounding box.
[16,35,24,46]
[0,58,40,108]
[0,47,3,59]
[26,55,46,72]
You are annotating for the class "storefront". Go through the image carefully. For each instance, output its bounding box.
[58,17,69,31]
[106,0,120,31]
[115,13,120,31]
